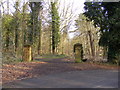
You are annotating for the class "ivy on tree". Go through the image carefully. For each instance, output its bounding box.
[51,2,60,54]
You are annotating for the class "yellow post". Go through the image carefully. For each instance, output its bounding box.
[23,45,32,62]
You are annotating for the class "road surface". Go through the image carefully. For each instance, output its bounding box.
[3,69,118,88]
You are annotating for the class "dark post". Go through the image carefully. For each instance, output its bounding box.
[74,43,83,63]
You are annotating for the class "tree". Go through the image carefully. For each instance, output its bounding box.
[58,0,75,55]
[14,1,20,52]
[28,2,42,44]
[1,0,46,63]
[2,15,13,51]
[21,1,29,45]
[28,2,43,56]
[38,12,42,55]
[84,2,120,63]
[75,14,101,60]
[51,2,60,54]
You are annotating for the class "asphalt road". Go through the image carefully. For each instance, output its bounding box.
[3,69,118,88]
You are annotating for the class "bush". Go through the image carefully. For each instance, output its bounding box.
[3,52,23,64]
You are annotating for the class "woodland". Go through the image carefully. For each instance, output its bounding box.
[0,0,120,65]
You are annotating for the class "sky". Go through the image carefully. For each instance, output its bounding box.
[1,0,85,14]
[1,0,86,38]
[56,0,85,38]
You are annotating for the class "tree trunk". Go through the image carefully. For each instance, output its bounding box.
[6,29,10,51]
[15,28,18,52]
[38,19,42,55]
[49,28,52,54]
[52,34,55,54]
[88,31,95,59]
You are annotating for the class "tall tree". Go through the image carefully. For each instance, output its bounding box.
[84,2,120,62]
[58,0,75,55]
[51,2,60,54]
[28,2,43,56]
[29,2,42,45]
[2,15,13,51]
[75,14,100,60]
[14,1,20,52]
[38,11,42,55]
[22,1,29,45]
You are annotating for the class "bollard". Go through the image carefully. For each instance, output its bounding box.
[74,43,83,63]
[23,45,32,62]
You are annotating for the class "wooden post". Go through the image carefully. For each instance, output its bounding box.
[23,45,32,62]
[74,43,83,63]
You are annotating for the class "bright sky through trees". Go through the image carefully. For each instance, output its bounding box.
[1,0,85,38]
[57,0,85,38]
